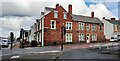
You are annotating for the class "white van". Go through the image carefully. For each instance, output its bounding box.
[110,35,120,42]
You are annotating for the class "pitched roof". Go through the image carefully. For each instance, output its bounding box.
[44,7,103,24]
[45,7,54,11]
[105,19,120,25]
[71,14,103,24]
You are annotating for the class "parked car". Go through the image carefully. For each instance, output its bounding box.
[110,35,120,42]
[0,39,9,47]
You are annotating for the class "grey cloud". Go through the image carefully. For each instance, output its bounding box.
[0,1,117,37]
[2,2,56,17]
[0,16,35,37]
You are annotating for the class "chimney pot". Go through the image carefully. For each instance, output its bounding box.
[91,12,94,18]
[68,4,72,14]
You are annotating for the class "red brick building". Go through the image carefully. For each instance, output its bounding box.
[34,4,105,46]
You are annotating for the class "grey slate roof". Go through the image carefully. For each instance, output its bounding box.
[71,14,103,24]
[44,7,103,24]
[45,7,54,11]
[105,19,120,25]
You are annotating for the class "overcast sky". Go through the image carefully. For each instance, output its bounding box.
[0,0,119,37]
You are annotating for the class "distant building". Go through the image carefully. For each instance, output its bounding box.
[32,4,105,46]
[102,17,120,40]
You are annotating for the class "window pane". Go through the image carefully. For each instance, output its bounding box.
[79,23,84,30]
[51,20,56,29]
[86,24,89,30]
[66,22,72,30]
[64,12,67,19]
[54,11,58,18]
[52,21,54,28]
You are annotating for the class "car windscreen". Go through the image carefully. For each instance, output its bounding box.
[111,37,114,39]
[2,40,7,42]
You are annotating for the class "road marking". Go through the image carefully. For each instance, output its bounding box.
[24,48,33,49]
[51,54,57,55]
[10,55,20,59]
[39,50,61,54]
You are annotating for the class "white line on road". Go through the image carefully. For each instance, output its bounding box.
[10,55,20,59]
[39,50,61,54]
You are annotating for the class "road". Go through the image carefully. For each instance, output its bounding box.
[57,48,118,59]
[1,42,120,61]
[1,48,119,61]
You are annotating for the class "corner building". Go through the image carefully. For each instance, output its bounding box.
[35,4,105,46]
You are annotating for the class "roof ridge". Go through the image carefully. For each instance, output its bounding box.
[45,7,55,9]
[72,14,99,19]
[105,19,120,21]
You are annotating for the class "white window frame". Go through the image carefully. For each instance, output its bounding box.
[79,33,84,41]
[50,20,56,29]
[92,24,96,31]
[66,22,72,30]
[86,23,90,31]
[54,11,58,18]
[91,34,97,41]
[63,12,67,19]
[79,22,84,30]
[66,33,72,42]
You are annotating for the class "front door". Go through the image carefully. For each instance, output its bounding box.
[86,34,90,43]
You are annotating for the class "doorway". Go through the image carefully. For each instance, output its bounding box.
[86,34,90,43]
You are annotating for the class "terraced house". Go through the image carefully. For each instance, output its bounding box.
[33,4,105,46]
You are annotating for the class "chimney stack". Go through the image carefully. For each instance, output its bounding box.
[91,12,94,18]
[68,4,72,14]
[111,18,115,20]
[56,4,59,8]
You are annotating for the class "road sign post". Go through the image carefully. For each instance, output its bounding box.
[61,24,66,51]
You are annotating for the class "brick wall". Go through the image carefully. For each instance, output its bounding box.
[42,4,105,46]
